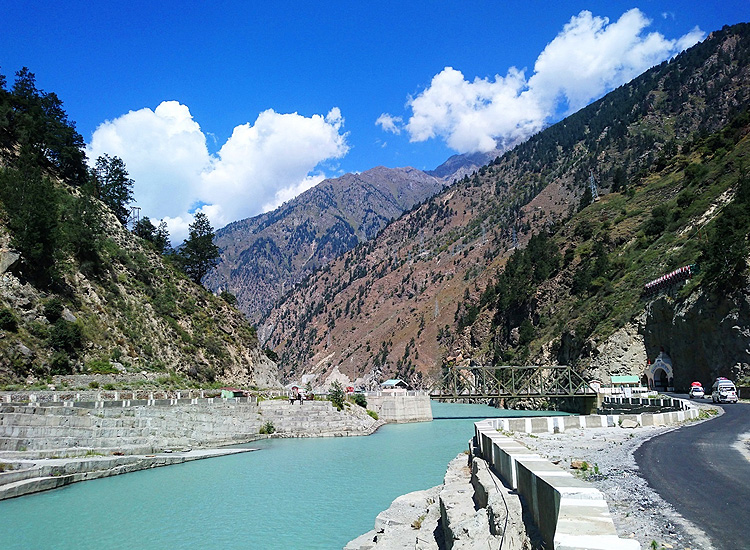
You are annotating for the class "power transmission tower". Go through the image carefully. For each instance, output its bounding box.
[589,170,599,201]
[127,206,141,230]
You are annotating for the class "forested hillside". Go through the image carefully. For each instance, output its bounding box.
[261,23,750,390]
[0,68,279,389]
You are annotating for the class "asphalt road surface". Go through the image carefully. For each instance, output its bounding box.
[635,400,750,550]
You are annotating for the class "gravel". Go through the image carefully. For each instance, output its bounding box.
[515,420,717,550]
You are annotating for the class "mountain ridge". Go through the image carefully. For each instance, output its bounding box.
[205,165,447,322]
[259,23,750,390]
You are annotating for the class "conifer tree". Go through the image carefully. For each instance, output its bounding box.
[177,212,219,284]
[93,154,133,224]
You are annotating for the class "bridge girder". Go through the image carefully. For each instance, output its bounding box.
[431,365,596,400]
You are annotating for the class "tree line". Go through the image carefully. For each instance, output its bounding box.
[0,67,219,287]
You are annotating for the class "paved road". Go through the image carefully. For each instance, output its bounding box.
[634,400,750,550]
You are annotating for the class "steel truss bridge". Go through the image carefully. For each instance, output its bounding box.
[430,365,597,401]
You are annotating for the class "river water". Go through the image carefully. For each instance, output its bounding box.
[0,402,559,549]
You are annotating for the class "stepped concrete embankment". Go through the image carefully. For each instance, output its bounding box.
[0,448,250,500]
[0,395,388,500]
[0,397,383,456]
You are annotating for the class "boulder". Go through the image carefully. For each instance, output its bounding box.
[620,418,639,429]
[0,250,20,275]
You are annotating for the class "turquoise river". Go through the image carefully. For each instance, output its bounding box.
[0,402,561,549]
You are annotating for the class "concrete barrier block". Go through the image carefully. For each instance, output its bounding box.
[554,533,641,550]
[530,417,548,433]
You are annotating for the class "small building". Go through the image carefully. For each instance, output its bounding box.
[381,379,410,392]
[646,351,674,392]
[610,375,642,397]
[220,388,248,398]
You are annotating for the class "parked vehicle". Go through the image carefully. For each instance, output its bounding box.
[689,385,705,399]
[711,377,738,403]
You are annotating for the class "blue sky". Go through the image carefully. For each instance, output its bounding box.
[1,1,747,239]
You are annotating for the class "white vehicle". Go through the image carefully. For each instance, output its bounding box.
[689,386,705,399]
[711,377,738,403]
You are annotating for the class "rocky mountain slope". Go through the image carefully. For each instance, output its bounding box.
[0,72,279,389]
[0,217,279,388]
[204,166,445,322]
[260,23,750,390]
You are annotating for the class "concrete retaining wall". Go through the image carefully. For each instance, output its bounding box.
[365,393,432,423]
[487,398,699,436]
[474,421,639,550]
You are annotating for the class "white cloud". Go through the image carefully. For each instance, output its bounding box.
[375,113,403,134]
[87,104,348,242]
[392,8,705,154]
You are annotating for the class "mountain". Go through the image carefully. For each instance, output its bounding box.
[0,72,279,388]
[260,23,750,390]
[428,149,502,180]
[204,166,446,322]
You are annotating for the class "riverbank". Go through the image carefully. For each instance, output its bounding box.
[0,448,252,500]
[0,402,510,550]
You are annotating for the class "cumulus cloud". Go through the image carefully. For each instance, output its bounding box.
[87,104,348,242]
[385,8,704,155]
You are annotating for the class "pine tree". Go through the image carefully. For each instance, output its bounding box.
[92,154,133,224]
[177,212,219,284]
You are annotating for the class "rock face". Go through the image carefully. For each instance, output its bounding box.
[345,454,531,550]
[0,209,280,388]
[643,286,750,389]
[586,322,648,383]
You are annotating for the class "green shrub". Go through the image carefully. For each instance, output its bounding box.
[43,297,64,322]
[259,421,275,435]
[219,291,237,306]
[49,319,83,353]
[0,307,18,332]
[351,393,367,408]
[366,409,379,420]
[27,321,49,338]
[86,359,118,374]
[88,381,100,389]
[49,352,72,375]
